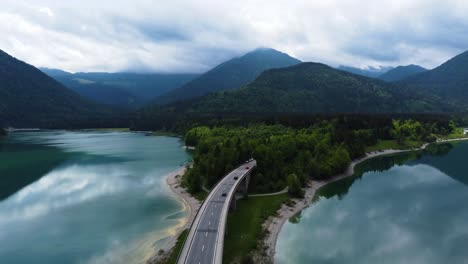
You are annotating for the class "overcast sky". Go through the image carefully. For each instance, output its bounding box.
[1,0,468,73]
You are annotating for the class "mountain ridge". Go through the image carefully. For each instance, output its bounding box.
[152,48,302,105]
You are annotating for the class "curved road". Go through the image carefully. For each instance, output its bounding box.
[178,160,257,264]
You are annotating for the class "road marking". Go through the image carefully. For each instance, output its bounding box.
[212,212,214,216]
[209,221,211,226]
[202,245,205,252]
[205,232,208,237]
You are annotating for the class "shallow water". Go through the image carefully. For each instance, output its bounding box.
[276,142,468,264]
[0,131,191,264]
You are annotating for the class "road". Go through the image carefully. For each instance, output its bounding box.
[178,160,256,264]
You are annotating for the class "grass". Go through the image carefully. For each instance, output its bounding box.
[439,127,468,140]
[193,191,209,201]
[223,193,289,264]
[365,139,422,152]
[158,229,188,264]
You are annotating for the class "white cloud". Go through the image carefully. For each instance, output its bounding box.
[38,7,53,17]
[1,0,468,72]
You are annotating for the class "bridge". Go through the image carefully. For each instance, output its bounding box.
[177,160,257,264]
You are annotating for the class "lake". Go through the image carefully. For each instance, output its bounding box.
[276,142,468,264]
[0,131,191,264]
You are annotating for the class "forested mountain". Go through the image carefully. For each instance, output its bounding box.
[378,64,427,82]
[338,65,393,78]
[41,68,142,109]
[143,62,449,116]
[0,50,120,128]
[400,50,468,108]
[152,48,301,105]
[73,72,199,101]
[42,69,198,105]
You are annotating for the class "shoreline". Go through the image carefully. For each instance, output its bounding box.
[262,137,468,263]
[147,166,201,264]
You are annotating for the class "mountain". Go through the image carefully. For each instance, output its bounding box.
[378,65,427,82]
[42,69,198,106]
[41,68,143,109]
[400,51,468,109]
[139,62,450,123]
[73,72,198,101]
[0,50,117,128]
[338,65,393,78]
[152,48,302,105]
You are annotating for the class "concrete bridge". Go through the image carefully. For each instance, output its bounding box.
[177,160,257,264]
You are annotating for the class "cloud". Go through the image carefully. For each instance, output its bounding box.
[1,0,468,72]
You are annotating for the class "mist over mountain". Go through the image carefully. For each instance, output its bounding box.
[338,65,394,78]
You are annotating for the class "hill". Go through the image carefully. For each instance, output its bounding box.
[152,48,301,105]
[0,50,119,128]
[42,69,198,106]
[400,50,468,108]
[137,62,451,129]
[338,65,393,78]
[378,65,427,82]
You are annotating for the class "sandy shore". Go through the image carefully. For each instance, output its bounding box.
[260,138,468,263]
[146,166,201,264]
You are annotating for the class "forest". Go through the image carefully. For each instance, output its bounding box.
[182,116,456,196]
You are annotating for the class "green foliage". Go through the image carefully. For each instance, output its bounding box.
[182,117,456,194]
[287,174,304,198]
[183,123,359,193]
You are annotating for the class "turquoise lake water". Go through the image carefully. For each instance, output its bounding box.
[0,131,191,264]
[276,142,468,264]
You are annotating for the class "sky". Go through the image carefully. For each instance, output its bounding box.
[1,0,468,73]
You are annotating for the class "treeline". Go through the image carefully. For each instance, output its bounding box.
[182,117,455,195]
[131,111,456,133]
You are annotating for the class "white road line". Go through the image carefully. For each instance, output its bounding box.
[202,245,205,252]
[209,221,211,226]
[205,232,208,237]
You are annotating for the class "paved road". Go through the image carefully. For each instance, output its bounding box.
[179,160,256,264]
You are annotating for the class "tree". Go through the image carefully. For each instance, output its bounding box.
[287,173,304,198]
